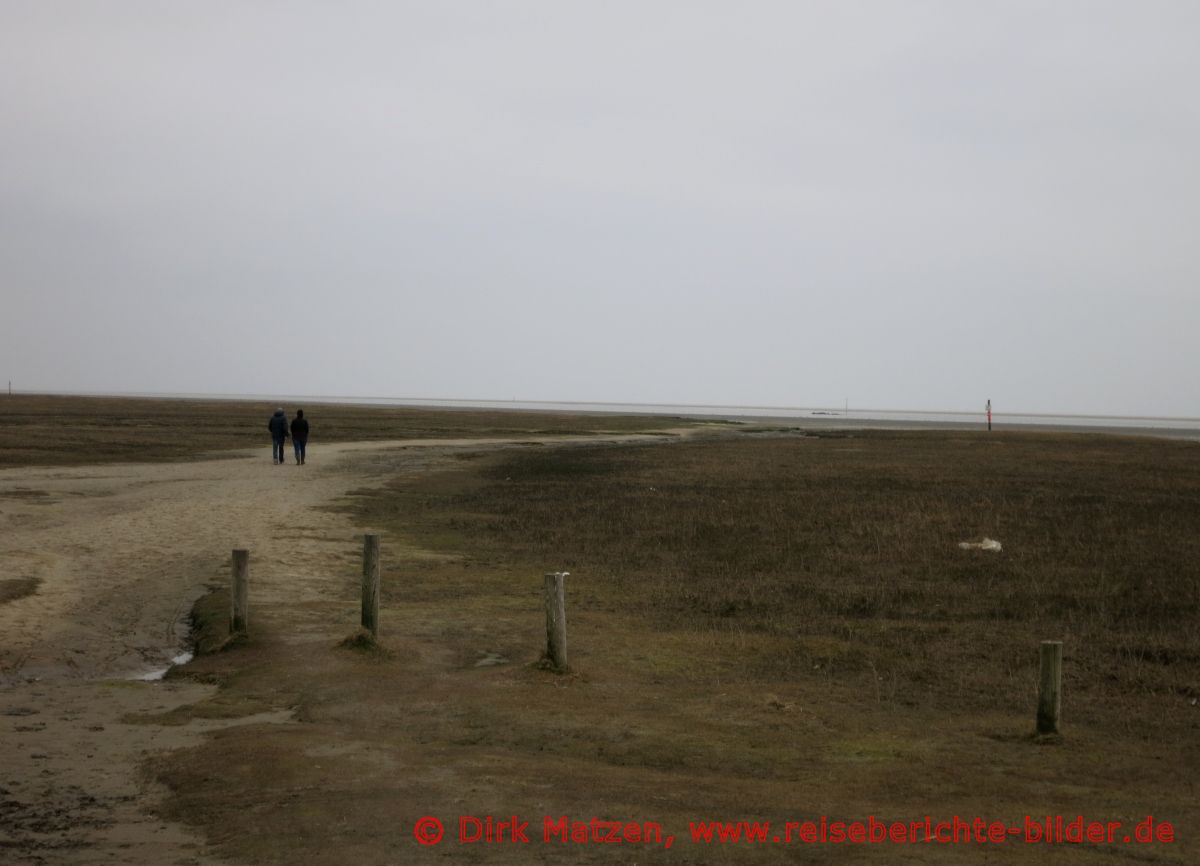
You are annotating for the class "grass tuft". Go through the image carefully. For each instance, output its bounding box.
[337,629,394,660]
[0,576,41,606]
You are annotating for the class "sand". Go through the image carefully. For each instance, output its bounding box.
[0,443,362,863]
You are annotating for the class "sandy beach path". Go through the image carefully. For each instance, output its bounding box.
[0,432,685,864]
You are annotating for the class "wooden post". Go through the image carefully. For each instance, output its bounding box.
[362,533,381,638]
[231,549,249,634]
[1037,640,1063,735]
[543,571,569,671]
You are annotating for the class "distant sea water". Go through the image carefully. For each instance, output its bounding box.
[35,390,1200,439]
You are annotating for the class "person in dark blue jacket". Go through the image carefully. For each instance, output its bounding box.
[290,409,309,465]
[267,408,289,465]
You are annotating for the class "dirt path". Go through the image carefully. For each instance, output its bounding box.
[0,432,691,864]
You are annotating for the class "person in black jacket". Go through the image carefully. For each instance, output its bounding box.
[267,408,289,465]
[290,409,310,465]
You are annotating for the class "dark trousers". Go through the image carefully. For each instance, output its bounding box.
[272,437,286,462]
[293,438,307,462]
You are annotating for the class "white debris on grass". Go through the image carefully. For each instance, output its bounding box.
[958,537,1002,552]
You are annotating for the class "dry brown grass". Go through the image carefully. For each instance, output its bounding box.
[404,431,1200,707]
[144,428,1197,865]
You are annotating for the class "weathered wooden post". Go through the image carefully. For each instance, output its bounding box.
[1037,640,1063,735]
[543,571,569,671]
[362,533,381,638]
[231,549,249,634]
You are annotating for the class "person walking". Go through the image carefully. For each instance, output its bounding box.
[267,408,289,465]
[290,409,309,465]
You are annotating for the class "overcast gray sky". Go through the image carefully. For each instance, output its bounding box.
[2,2,1197,415]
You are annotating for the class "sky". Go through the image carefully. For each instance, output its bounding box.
[2,2,1197,416]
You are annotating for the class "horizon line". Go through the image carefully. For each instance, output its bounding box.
[9,387,1200,425]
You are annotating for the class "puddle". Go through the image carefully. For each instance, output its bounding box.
[125,585,207,681]
[128,651,195,682]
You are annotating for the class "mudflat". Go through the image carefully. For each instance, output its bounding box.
[1,396,1197,865]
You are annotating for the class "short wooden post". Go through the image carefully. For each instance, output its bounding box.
[231,549,249,634]
[543,572,569,671]
[362,533,381,638]
[1037,640,1063,735]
